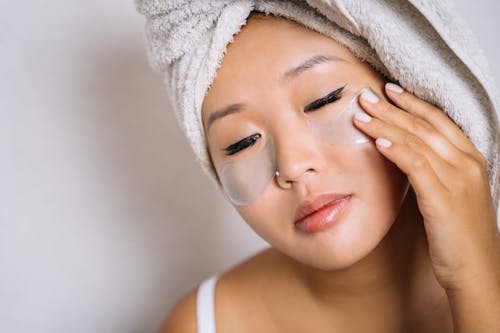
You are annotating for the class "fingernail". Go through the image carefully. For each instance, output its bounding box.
[354,111,372,123]
[376,138,392,148]
[385,82,404,93]
[361,88,379,103]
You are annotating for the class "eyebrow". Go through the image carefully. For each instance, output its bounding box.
[205,54,348,133]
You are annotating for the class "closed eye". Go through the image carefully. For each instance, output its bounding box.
[222,133,261,156]
[304,84,346,112]
[221,84,347,156]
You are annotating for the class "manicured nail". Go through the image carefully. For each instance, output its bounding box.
[385,82,404,93]
[361,88,379,103]
[376,138,392,148]
[354,111,372,123]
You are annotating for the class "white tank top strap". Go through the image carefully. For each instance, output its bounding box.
[196,274,219,333]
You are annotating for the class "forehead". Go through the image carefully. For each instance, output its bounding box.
[201,14,358,127]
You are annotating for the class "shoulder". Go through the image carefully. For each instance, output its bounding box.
[158,247,287,333]
[215,247,297,330]
[217,247,284,294]
[159,286,198,333]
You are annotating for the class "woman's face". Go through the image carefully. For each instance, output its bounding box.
[201,14,410,270]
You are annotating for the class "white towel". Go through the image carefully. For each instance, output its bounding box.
[134,0,500,218]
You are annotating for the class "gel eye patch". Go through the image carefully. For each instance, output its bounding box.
[306,87,372,145]
[219,87,375,206]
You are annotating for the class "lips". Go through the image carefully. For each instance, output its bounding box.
[294,192,352,224]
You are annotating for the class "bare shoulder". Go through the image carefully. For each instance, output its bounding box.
[159,247,286,333]
[215,247,295,331]
[159,286,198,333]
[218,247,285,290]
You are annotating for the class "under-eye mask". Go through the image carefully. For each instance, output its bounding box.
[218,87,375,206]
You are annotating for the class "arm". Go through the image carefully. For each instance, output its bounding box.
[445,232,500,333]
[356,84,500,332]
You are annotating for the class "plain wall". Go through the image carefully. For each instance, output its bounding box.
[1,1,498,332]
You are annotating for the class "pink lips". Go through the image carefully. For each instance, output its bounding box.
[294,192,351,223]
[294,194,352,234]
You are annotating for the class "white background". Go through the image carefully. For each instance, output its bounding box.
[1,1,499,332]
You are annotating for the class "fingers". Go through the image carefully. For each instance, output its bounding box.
[353,102,456,189]
[357,86,466,167]
[383,83,486,165]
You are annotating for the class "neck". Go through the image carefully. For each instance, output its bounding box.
[286,189,448,329]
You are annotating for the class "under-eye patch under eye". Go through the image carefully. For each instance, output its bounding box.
[306,88,372,145]
[218,87,374,206]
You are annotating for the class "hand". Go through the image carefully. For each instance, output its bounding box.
[352,82,500,292]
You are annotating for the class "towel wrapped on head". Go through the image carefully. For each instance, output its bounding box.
[134,0,500,219]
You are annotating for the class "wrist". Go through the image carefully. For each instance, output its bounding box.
[444,249,500,332]
[444,238,500,296]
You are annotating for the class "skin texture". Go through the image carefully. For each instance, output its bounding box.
[193,11,500,333]
[203,13,410,273]
[200,12,447,332]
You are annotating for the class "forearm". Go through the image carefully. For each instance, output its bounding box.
[446,280,500,332]
[445,235,500,333]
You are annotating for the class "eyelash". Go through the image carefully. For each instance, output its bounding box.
[222,85,346,156]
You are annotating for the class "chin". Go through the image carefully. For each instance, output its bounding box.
[295,237,386,271]
[286,223,395,271]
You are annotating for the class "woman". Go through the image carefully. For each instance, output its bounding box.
[135,2,500,332]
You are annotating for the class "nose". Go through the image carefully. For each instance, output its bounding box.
[273,123,327,190]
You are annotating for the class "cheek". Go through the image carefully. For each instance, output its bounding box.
[351,143,409,218]
[235,196,292,243]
